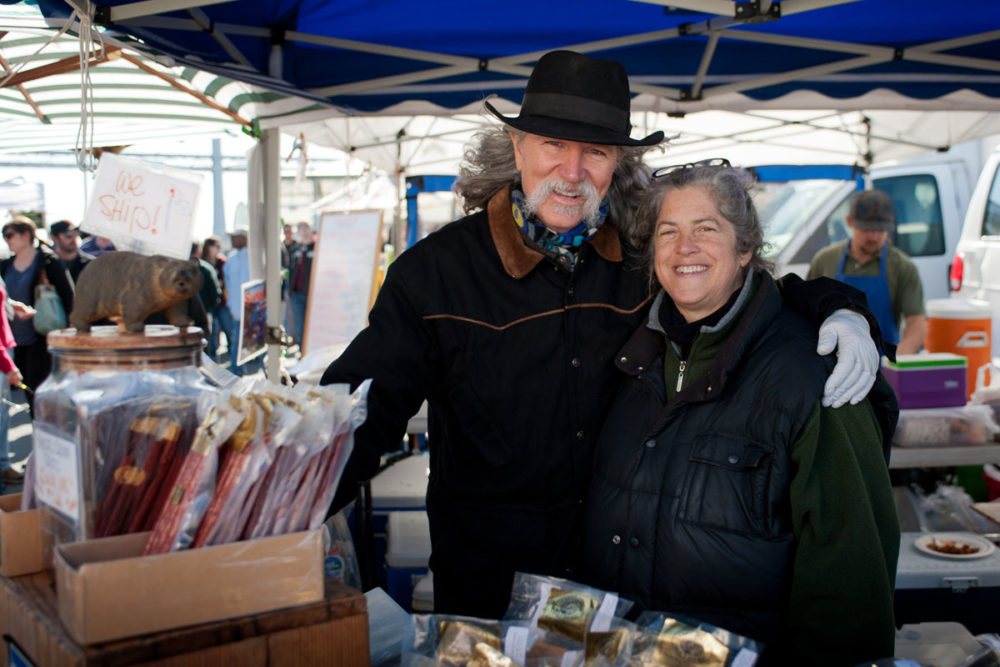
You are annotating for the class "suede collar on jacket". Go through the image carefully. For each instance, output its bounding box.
[487,186,624,279]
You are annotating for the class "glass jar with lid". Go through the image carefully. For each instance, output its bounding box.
[29,325,216,554]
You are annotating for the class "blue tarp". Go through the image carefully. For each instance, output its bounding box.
[31,0,1000,114]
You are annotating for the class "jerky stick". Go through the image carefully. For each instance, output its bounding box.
[142,441,187,532]
[144,407,227,555]
[98,457,145,537]
[240,447,284,539]
[306,431,352,530]
[119,422,170,533]
[190,398,258,547]
[127,422,183,533]
[97,413,164,536]
[94,455,136,537]
[287,445,335,532]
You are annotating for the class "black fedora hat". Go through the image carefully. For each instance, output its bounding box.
[485,50,663,147]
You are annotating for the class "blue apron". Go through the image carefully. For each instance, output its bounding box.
[835,241,900,345]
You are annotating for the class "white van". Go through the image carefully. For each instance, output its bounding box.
[950,146,1000,359]
[759,154,974,302]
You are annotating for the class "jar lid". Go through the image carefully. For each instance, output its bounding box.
[47,325,205,351]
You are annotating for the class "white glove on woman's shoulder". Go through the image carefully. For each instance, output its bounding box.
[816,309,879,408]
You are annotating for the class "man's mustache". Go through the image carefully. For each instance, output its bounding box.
[524,179,601,224]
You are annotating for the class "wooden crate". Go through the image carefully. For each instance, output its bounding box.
[0,573,369,666]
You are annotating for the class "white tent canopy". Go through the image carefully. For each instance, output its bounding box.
[275,107,1000,179]
[0,2,253,154]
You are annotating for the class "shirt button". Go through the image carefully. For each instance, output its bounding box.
[619,356,628,364]
[728,454,740,464]
[568,287,575,296]
[629,537,639,547]
[645,439,656,449]
[571,358,581,368]
[612,535,621,545]
[576,430,585,440]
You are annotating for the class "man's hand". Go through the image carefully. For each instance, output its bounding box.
[817,309,879,408]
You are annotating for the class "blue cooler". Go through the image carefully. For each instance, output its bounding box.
[352,453,429,590]
[384,510,431,611]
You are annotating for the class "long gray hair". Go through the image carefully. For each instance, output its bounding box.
[455,126,662,255]
[635,164,773,285]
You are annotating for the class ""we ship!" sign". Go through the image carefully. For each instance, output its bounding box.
[81,153,202,259]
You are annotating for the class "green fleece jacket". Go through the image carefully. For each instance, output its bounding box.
[663,296,900,665]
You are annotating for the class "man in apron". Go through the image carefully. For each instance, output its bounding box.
[807,189,927,354]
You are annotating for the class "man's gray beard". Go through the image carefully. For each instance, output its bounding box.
[523,179,602,228]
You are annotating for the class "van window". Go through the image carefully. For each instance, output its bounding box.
[759,179,848,261]
[788,193,851,264]
[872,174,945,257]
[980,164,1000,236]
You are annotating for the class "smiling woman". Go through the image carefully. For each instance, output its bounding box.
[652,185,752,322]
[581,160,902,665]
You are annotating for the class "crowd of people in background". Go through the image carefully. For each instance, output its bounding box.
[0,215,320,400]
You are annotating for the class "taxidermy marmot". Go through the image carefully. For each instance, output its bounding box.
[70,252,203,332]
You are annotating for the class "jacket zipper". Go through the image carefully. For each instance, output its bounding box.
[676,360,686,392]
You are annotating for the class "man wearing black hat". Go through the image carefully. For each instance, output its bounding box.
[321,50,883,618]
[49,220,94,284]
[807,189,927,354]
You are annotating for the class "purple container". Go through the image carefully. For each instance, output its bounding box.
[883,365,968,409]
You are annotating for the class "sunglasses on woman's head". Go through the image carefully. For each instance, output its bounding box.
[652,158,732,179]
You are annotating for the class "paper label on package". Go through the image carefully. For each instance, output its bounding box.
[32,424,81,522]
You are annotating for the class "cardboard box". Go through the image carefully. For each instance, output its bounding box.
[55,529,325,645]
[882,353,967,409]
[0,571,369,666]
[0,494,45,578]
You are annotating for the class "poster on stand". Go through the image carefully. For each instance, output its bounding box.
[302,210,383,356]
[237,279,266,365]
[80,152,202,259]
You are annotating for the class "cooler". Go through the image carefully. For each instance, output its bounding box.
[895,532,1000,635]
[925,298,992,400]
[881,353,967,409]
[412,573,434,612]
[384,510,431,611]
[366,454,429,591]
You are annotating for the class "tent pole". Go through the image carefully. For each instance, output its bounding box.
[262,126,281,381]
[261,37,283,382]
[211,137,226,238]
[392,131,404,252]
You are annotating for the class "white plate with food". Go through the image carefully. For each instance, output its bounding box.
[914,532,996,560]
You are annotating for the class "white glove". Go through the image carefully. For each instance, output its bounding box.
[816,309,879,408]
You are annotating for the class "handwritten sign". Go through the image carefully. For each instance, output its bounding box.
[81,152,202,259]
[32,422,81,524]
[303,210,383,355]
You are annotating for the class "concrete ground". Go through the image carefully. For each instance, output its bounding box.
[2,386,31,496]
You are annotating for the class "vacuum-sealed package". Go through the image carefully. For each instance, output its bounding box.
[29,326,215,558]
[408,614,526,666]
[505,573,633,644]
[630,612,762,667]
